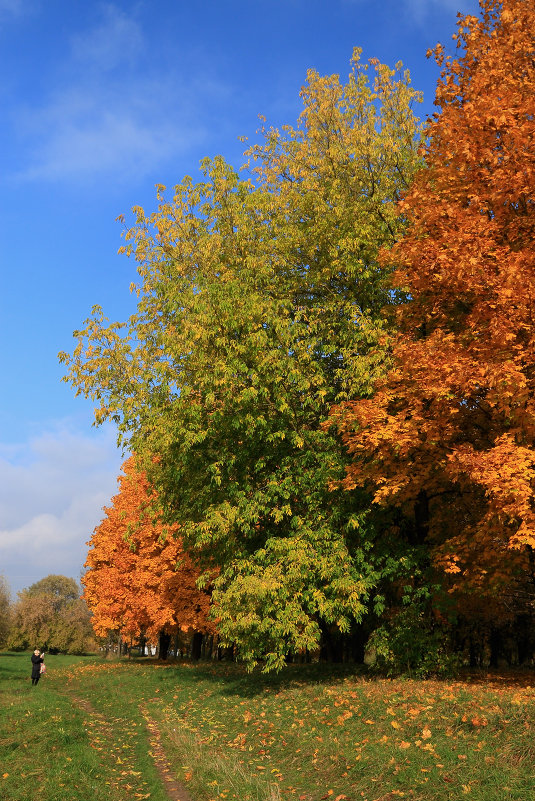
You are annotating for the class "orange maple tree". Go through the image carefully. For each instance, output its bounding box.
[83,455,215,644]
[332,0,535,598]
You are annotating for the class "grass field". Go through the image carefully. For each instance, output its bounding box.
[1,652,534,801]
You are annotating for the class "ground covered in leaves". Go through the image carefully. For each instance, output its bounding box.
[1,653,534,801]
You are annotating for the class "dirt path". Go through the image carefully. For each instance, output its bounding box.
[141,700,194,801]
[65,691,193,801]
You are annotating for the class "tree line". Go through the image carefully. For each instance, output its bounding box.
[60,0,535,674]
[0,575,95,654]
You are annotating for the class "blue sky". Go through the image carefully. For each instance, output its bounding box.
[0,0,479,597]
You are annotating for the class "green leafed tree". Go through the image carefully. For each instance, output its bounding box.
[60,51,422,670]
[25,574,80,608]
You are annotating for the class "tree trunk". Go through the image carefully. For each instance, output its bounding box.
[348,625,367,663]
[489,627,501,668]
[413,489,429,544]
[191,631,203,660]
[159,631,171,660]
[319,622,343,662]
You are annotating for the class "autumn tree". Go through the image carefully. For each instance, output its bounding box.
[83,455,214,656]
[0,575,11,648]
[8,575,95,654]
[333,0,535,641]
[61,51,423,670]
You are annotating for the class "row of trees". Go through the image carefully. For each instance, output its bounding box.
[63,0,535,673]
[0,575,96,654]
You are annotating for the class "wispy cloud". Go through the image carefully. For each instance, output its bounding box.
[342,0,479,24]
[0,0,23,15]
[10,3,226,184]
[405,0,479,24]
[16,86,203,182]
[0,424,123,595]
[70,3,144,72]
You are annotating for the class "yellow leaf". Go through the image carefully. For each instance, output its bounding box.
[511,694,522,705]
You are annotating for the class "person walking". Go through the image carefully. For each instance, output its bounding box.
[30,649,44,685]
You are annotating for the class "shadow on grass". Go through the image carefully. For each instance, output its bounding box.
[126,656,535,698]
[129,655,368,698]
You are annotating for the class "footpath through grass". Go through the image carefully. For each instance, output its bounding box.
[1,652,535,801]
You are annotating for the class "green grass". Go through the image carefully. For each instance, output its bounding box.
[0,652,168,801]
[2,652,535,801]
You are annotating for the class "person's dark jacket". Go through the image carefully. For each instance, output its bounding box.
[31,653,43,679]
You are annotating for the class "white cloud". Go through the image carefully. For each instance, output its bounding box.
[10,3,224,183]
[17,93,202,182]
[0,424,124,596]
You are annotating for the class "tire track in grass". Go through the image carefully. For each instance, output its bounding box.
[59,664,193,801]
[140,700,194,801]
[65,692,153,800]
